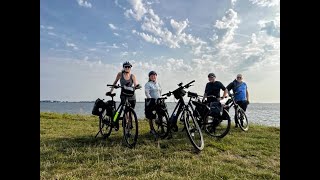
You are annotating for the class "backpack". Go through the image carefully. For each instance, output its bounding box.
[209,101,222,117]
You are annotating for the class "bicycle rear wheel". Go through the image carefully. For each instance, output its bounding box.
[152,112,169,139]
[99,109,112,139]
[123,107,138,148]
[184,109,204,151]
[204,109,231,138]
[236,107,249,131]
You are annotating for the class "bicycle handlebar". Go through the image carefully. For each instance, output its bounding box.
[161,80,195,97]
[107,84,142,90]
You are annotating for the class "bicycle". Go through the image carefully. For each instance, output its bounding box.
[145,97,170,139]
[188,92,231,139]
[225,92,249,131]
[94,84,141,148]
[161,80,204,151]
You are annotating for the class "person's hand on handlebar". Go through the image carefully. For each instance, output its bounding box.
[135,84,142,89]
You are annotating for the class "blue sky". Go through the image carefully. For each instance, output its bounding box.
[40,0,280,103]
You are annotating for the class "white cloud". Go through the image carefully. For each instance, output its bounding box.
[113,33,120,36]
[96,42,106,45]
[77,0,92,8]
[114,0,126,10]
[214,9,240,44]
[89,48,96,51]
[170,19,189,35]
[125,0,147,21]
[231,0,237,6]
[132,31,161,45]
[106,43,119,48]
[122,43,128,48]
[127,1,205,49]
[48,32,56,36]
[40,25,45,29]
[66,42,78,50]
[258,13,280,38]
[108,23,118,30]
[249,0,279,7]
[47,26,54,30]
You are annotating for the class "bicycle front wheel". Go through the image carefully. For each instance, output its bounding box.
[122,107,138,148]
[99,109,112,139]
[184,109,204,151]
[236,107,249,131]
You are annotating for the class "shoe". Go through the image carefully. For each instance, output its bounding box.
[235,124,238,128]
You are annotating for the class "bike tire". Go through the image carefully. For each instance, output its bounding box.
[99,109,113,139]
[236,107,249,131]
[184,109,204,151]
[152,111,170,139]
[204,109,231,139]
[122,107,139,148]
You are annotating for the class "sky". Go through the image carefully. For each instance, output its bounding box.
[40,0,280,103]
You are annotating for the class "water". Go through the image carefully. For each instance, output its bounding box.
[40,102,280,127]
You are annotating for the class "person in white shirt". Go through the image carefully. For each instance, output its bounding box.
[144,71,162,136]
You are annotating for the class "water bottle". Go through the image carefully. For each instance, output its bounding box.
[113,111,120,131]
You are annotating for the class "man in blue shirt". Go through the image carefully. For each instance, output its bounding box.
[226,74,250,127]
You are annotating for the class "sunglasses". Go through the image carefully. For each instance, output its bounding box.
[237,77,242,79]
[124,66,131,68]
[208,76,215,78]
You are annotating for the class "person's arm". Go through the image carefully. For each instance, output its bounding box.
[108,72,121,93]
[132,74,138,87]
[159,83,162,96]
[226,82,233,94]
[246,87,250,104]
[220,82,228,100]
[203,83,208,102]
[145,82,152,98]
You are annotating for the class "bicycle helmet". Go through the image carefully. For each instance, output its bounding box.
[208,73,216,78]
[123,61,132,68]
[148,71,157,76]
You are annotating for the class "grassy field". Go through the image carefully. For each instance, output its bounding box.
[40,112,280,180]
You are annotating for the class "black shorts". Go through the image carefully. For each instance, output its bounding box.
[236,100,248,111]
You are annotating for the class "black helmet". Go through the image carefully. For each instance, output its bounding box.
[208,73,216,78]
[148,71,157,76]
[123,61,132,67]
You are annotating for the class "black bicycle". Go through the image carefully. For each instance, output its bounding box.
[94,84,141,148]
[188,92,231,138]
[162,80,204,151]
[225,92,249,131]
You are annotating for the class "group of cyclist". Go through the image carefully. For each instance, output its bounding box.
[106,61,250,135]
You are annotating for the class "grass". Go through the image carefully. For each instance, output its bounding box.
[40,112,280,180]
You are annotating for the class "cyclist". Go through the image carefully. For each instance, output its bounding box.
[144,71,162,136]
[226,73,250,127]
[107,61,140,109]
[203,73,228,103]
[107,61,140,131]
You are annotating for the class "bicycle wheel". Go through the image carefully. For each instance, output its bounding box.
[204,109,231,138]
[236,107,249,131]
[152,112,169,139]
[99,109,112,139]
[183,109,204,151]
[122,107,138,148]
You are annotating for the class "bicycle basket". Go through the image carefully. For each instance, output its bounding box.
[172,89,186,99]
[92,98,104,116]
[121,86,135,97]
[105,100,116,116]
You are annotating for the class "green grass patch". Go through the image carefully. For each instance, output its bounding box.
[40,112,280,179]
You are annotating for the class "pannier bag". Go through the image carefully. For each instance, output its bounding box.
[209,101,222,117]
[92,98,105,116]
[145,98,156,119]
